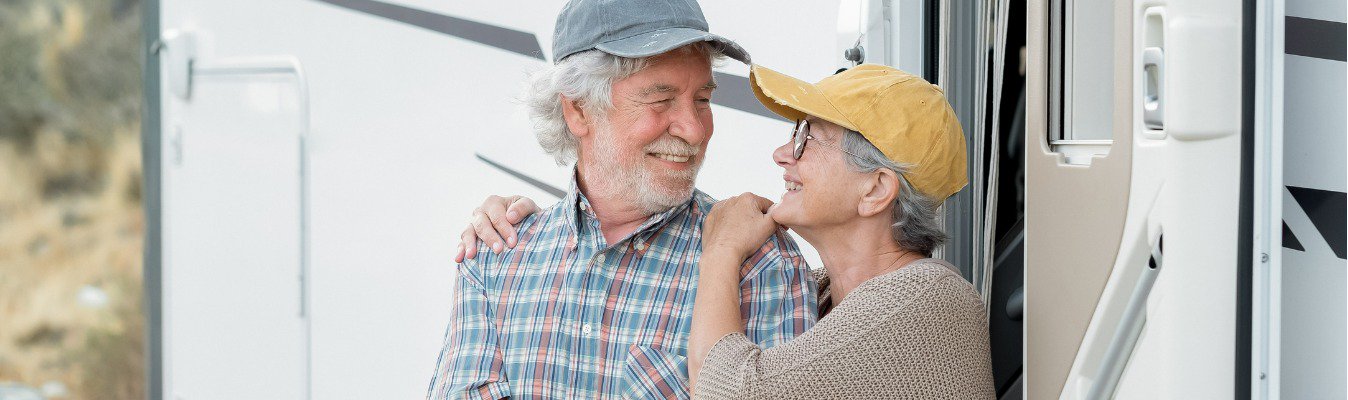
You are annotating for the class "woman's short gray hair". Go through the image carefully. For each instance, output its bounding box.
[840,129,948,255]
[523,42,724,165]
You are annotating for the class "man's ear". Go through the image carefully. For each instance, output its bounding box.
[561,95,593,138]
[858,169,901,218]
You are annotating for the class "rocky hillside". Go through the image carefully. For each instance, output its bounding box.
[0,0,145,399]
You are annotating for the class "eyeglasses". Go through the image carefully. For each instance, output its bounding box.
[792,119,863,160]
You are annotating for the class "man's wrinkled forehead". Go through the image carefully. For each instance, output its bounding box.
[636,81,718,97]
[623,51,718,95]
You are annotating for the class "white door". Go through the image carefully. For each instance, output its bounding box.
[163,60,309,400]
[1028,0,1246,398]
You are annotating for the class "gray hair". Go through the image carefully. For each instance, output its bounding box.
[840,129,948,255]
[523,42,724,165]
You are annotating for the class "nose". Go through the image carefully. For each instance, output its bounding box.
[772,140,795,167]
[667,100,710,146]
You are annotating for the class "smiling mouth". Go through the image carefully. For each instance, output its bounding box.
[784,180,803,191]
[649,153,692,163]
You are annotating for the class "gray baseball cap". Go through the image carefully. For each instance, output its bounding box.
[551,0,750,64]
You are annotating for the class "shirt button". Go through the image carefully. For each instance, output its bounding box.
[634,241,646,251]
[579,202,588,211]
[596,253,606,264]
[582,324,593,335]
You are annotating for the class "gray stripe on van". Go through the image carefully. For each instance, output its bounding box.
[713,71,783,120]
[1283,221,1306,252]
[312,0,778,119]
[1286,16,1346,62]
[475,153,566,198]
[1286,185,1347,259]
[315,0,546,60]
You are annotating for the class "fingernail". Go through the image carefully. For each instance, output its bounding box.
[493,242,503,253]
[508,236,516,247]
[507,211,519,221]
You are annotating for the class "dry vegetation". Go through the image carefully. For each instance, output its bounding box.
[0,0,145,398]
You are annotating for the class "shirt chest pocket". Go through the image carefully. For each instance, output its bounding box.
[619,344,690,399]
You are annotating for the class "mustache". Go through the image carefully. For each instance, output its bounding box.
[643,136,700,157]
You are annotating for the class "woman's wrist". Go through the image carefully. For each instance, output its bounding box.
[701,246,748,276]
[705,242,753,262]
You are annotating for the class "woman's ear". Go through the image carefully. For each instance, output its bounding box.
[857,169,901,218]
[561,95,593,138]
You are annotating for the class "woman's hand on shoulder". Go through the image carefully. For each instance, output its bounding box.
[455,195,540,263]
[702,192,779,261]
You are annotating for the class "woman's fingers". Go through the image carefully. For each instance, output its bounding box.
[702,193,782,259]
[458,223,478,261]
[506,196,539,225]
[727,193,774,217]
[457,194,537,262]
[746,193,776,213]
[470,208,508,254]
[481,197,519,249]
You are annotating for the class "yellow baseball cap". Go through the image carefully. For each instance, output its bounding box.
[749,63,968,201]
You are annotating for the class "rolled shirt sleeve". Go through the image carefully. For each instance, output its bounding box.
[426,261,511,400]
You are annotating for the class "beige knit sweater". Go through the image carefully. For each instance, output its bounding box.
[694,259,995,399]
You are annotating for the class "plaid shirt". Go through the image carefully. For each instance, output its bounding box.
[428,179,818,399]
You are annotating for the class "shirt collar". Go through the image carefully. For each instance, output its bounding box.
[561,169,696,246]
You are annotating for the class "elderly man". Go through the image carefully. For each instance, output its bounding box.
[426,0,818,398]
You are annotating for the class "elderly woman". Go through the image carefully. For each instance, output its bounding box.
[458,64,993,398]
[686,64,992,398]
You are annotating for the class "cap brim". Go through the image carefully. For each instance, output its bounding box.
[595,27,750,64]
[749,64,857,130]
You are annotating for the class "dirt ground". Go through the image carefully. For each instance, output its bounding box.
[0,0,145,397]
[0,128,145,400]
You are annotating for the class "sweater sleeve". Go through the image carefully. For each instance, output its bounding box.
[691,277,920,399]
[694,333,761,398]
[692,290,911,400]
[692,263,996,400]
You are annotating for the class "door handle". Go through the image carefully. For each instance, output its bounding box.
[1141,7,1166,133]
[1143,47,1165,130]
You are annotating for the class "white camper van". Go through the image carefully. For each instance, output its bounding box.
[142,0,1343,399]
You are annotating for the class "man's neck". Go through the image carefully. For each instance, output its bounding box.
[576,166,654,245]
[799,219,925,305]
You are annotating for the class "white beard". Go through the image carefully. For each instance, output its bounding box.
[586,123,702,215]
